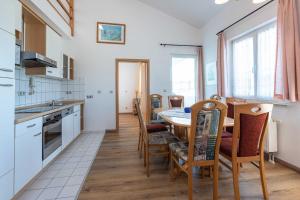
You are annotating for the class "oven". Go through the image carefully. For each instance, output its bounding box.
[42,111,62,160]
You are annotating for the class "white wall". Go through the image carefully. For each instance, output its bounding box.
[119,62,140,113]
[63,0,201,131]
[200,0,300,168]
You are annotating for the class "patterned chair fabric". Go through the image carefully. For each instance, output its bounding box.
[149,131,179,145]
[169,109,221,161]
[151,96,162,121]
[170,99,183,108]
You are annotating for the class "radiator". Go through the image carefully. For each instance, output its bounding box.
[264,119,278,163]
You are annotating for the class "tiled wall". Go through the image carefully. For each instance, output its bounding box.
[15,68,85,107]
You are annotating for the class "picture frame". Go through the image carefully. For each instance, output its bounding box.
[205,62,217,86]
[96,22,126,44]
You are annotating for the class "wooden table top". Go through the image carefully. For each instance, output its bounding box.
[154,108,234,128]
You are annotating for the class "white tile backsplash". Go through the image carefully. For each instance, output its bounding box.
[15,68,85,107]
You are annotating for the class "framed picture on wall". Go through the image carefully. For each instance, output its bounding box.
[205,62,217,86]
[96,22,126,44]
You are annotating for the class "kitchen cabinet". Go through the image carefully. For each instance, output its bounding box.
[15,1,23,33]
[0,29,15,78]
[15,117,43,193]
[0,0,15,35]
[62,113,74,149]
[0,78,14,177]
[0,170,14,200]
[46,26,63,79]
[73,107,81,138]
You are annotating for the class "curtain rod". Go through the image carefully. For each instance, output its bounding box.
[216,0,275,35]
[160,43,202,48]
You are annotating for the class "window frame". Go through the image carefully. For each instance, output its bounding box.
[229,21,277,101]
[171,54,198,105]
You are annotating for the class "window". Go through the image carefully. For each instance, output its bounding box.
[172,55,197,107]
[231,22,277,99]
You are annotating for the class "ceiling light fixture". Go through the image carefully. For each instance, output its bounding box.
[215,0,267,5]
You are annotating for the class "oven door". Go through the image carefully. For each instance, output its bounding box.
[43,118,62,160]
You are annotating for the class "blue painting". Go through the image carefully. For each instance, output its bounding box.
[97,22,126,44]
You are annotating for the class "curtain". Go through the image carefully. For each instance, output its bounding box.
[274,0,300,102]
[217,32,226,96]
[197,47,205,100]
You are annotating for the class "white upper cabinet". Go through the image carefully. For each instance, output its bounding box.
[0,0,15,35]
[0,78,14,177]
[46,26,63,78]
[0,29,15,78]
[15,0,23,32]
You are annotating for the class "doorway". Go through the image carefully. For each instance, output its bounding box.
[115,59,150,131]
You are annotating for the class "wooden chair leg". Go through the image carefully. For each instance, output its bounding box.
[213,164,219,200]
[146,147,150,177]
[188,167,193,200]
[232,160,240,200]
[138,130,141,151]
[259,157,269,200]
[143,143,146,167]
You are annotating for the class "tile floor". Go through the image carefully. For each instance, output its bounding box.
[17,132,105,200]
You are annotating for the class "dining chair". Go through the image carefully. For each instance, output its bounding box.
[219,103,273,200]
[168,95,184,108]
[169,100,227,200]
[136,99,179,177]
[135,99,169,156]
[150,94,163,122]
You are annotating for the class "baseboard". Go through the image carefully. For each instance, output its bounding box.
[275,157,300,173]
[105,129,117,133]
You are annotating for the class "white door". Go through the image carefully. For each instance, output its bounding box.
[62,114,74,149]
[0,78,14,177]
[0,29,15,79]
[0,0,15,34]
[73,111,81,138]
[15,118,43,193]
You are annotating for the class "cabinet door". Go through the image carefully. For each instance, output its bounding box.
[0,29,15,79]
[15,118,43,193]
[0,0,15,34]
[0,78,14,177]
[73,111,81,138]
[46,26,63,79]
[0,170,14,200]
[62,114,74,149]
[15,1,22,32]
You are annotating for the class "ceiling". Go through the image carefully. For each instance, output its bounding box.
[138,0,232,29]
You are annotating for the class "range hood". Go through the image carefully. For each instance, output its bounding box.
[21,52,57,68]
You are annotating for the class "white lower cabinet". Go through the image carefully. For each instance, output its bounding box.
[73,110,81,139]
[15,118,43,193]
[62,113,74,149]
[0,170,14,200]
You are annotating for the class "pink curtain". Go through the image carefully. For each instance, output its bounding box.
[197,47,205,100]
[274,0,300,102]
[217,32,226,96]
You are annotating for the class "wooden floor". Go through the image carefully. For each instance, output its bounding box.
[78,114,300,200]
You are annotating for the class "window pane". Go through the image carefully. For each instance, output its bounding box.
[257,24,277,98]
[232,37,255,97]
[172,57,196,107]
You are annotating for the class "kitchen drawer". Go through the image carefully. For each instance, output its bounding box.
[15,118,43,138]
[74,105,81,112]
[0,29,15,79]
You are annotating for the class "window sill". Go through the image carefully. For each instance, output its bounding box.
[233,97,290,106]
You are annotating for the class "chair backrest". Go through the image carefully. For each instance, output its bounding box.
[168,95,184,108]
[135,99,148,143]
[150,94,162,120]
[134,99,143,129]
[188,100,227,162]
[210,94,222,101]
[232,103,273,157]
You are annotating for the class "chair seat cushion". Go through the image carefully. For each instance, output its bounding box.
[149,132,179,145]
[169,141,207,161]
[222,131,233,138]
[146,124,168,133]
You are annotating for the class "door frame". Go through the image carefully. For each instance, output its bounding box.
[115,58,150,131]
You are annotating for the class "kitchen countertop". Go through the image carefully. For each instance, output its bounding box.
[15,100,85,124]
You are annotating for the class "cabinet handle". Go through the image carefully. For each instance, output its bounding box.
[33,132,42,137]
[0,84,13,87]
[0,68,13,72]
[74,114,77,117]
[27,124,36,128]
[47,70,53,74]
